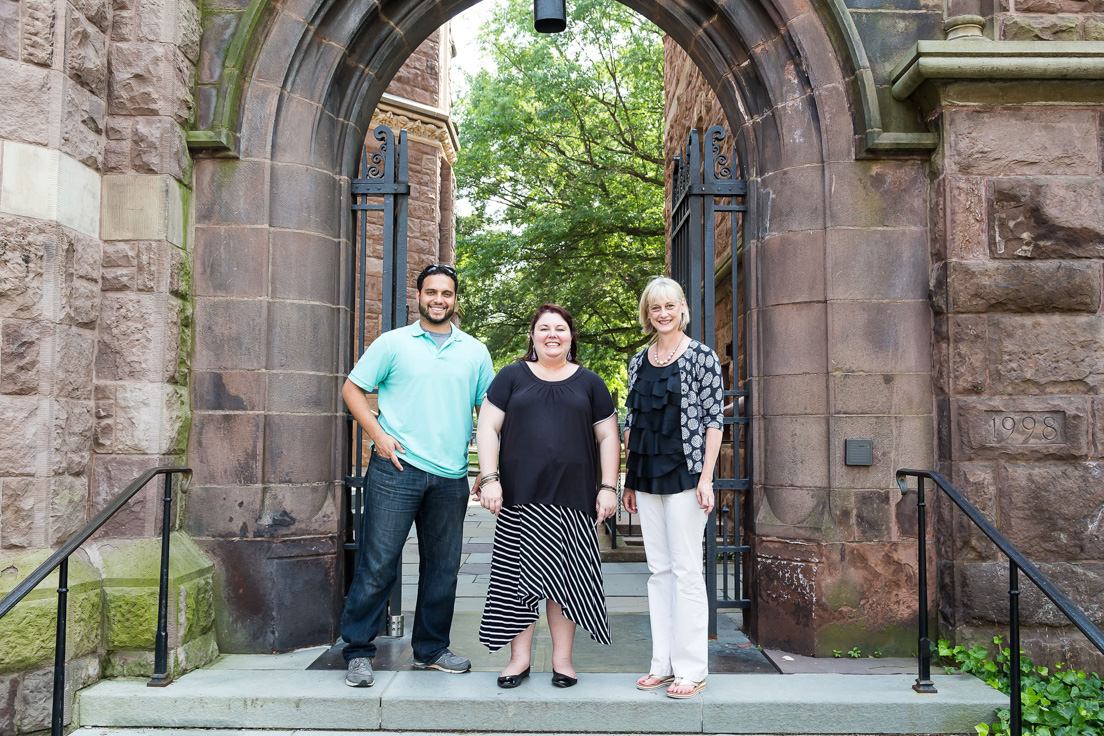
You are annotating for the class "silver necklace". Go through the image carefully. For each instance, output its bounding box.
[653,337,682,366]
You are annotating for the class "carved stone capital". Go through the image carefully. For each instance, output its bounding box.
[369,95,459,164]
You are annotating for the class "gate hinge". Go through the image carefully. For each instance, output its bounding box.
[352,181,411,195]
[689,181,747,196]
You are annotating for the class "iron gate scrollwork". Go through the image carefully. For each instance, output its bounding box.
[343,124,410,633]
[670,125,752,636]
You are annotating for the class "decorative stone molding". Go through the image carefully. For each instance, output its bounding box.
[369,93,459,164]
[892,40,1104,100]
[943,15,987,41]
[819,0,938,152]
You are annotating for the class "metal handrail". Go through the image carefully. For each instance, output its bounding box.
[896,468,1104,736]
[0,466,192,736]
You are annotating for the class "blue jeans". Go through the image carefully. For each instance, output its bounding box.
[341,453,469,663]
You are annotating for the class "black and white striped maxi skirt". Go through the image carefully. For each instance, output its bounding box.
[479,504,612,651]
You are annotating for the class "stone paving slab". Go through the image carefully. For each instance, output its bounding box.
[605,597,650,613]
[303,612,768,674]
[207,647,329,670]
[73,731,972,736]
[602,562,651,574]
[602,573,653,596]
[700,674,1003,734]
[76,671,1004,733]
[78,669,397,729]
[763,650,915,675]
[377,671,704,733]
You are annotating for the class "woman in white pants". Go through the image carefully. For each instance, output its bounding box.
[622,276,723,699]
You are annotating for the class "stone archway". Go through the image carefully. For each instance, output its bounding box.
[186,0,935,654]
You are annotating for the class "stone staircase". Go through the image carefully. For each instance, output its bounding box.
[74,666,1005,735]
[72,502,1007,735]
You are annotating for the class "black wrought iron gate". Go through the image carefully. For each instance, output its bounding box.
[670,126,753,636]
[343,125,410,631]
[342,123,750,638]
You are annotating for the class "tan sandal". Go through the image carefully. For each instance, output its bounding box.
[666,677,706,698]
[636,674,675,691]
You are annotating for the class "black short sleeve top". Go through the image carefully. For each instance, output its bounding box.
[485,362,616,517]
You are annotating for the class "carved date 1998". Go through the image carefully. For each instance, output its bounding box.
[984,412,1065,445]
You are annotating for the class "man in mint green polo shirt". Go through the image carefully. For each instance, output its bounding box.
[340,263,494,687]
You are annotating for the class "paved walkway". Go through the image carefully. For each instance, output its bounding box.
[313,498,775,674]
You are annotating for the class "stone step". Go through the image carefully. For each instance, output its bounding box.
[77,669,1005,734]
[69,732,974,736]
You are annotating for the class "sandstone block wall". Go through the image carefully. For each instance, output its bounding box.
[0,0,214,729]
[931,101,1104,672]
[996,0,1104,39]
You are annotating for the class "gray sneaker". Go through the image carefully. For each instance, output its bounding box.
[345,657,375,687]
[413,649,471,673]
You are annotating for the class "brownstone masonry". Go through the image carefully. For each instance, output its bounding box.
[3,0,1104,733]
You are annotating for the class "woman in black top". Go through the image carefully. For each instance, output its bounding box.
[623,277,723,699]
[475,304,621,689]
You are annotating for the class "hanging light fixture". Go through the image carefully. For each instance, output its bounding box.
[534,0,566,33]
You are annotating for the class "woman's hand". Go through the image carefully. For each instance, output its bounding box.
[696,478,715,514]
[480,480,503,516]
[475,401,506,513]
[470,472,486,501]
[596,489,617,523]
[622,487,637,515]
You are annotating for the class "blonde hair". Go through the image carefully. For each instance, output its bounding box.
[638,276,690,339]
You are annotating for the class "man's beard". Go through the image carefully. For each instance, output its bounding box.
[419,301,455,326]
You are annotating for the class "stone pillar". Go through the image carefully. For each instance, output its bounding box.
[188,148,346,652]
[187,23,457,652]
[663,16,936,656]
[1,0,105,573]
[662,37,743,513]
[932,99,1104,672]
[0,0,214,729]
[0,3,108,727]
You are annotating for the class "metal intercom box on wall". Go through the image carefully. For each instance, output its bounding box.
[844,438,873,466]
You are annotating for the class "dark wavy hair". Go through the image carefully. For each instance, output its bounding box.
[519,304,581,365]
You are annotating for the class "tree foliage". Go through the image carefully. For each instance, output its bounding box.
[453,0,665,393]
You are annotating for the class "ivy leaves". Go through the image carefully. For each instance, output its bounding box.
[940,637,1103,736]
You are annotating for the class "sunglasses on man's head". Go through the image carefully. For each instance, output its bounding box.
[422,264,456,277]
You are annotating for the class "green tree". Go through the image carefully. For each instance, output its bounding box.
[454,0,665,392]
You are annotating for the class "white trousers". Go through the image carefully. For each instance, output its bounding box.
[637,488,709,681]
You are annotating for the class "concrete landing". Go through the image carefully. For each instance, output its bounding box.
[77,669,1005,734]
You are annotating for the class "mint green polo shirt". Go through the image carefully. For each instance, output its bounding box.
[348,322,494,479]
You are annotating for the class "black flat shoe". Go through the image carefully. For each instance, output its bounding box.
[551,670,578,688]
[497,667,530,689]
